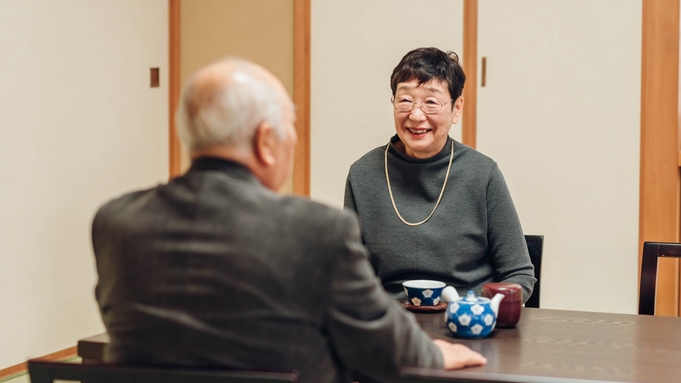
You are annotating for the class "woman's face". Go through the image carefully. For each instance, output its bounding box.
[393,79,463,159]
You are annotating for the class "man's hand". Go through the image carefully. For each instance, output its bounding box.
[433,339,487,369]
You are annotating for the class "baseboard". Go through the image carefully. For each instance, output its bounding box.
[0,346,77,380]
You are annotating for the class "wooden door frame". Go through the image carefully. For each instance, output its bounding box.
[167,0,310,196]
[462,0,478,149]
[293,0,310,196]
[169,0,181,179]
[640,0,680,316]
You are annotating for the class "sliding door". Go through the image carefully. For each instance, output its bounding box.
[476,0,641,313]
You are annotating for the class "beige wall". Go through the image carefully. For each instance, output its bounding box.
[179,0,294,193]
[0,0,169,368]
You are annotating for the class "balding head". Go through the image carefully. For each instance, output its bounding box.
[177,58,291,151]
[176,58,296,191]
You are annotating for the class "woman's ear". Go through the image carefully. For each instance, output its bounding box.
[451,96,464,125]
[253,122,277,167]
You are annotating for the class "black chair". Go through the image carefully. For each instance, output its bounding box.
[399,367,628,383]
[28,360,298,383]
[524,235,544,308]
[638,241,681,315]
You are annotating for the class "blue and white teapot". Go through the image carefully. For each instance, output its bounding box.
[441,286,504,338]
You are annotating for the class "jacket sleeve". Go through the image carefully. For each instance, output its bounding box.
[486,163,536,302]
[324,212,443,382]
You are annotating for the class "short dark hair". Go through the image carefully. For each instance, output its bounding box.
[390,47,466,104]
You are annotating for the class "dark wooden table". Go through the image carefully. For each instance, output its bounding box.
[77,308,681,382]
[77,332,109,364]
[412,307,681,382]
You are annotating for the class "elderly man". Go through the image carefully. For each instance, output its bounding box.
[92,58,486,383]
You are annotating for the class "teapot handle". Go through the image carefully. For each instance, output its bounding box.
[442,286,459,302]
[490,293,505,315]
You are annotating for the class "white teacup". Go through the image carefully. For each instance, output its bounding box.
[402,280,446,306]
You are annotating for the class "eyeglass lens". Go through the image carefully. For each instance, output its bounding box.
[392,99,449,114]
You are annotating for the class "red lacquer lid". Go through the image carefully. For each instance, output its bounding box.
[481,282,523,303]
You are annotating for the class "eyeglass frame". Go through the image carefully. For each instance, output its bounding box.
[390,96,454,115]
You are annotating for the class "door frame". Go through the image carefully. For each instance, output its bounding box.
[167,0,310,196]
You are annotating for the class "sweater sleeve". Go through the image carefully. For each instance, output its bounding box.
[343,173,357,212]
[485,163,537,302]
[325,213,443,382]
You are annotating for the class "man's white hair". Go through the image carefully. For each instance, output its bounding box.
[176,58,286,151]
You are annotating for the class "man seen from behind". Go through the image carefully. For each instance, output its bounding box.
[92,58,486,383]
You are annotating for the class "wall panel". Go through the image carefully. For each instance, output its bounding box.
[477,0,641,313]
[0,0,168,367]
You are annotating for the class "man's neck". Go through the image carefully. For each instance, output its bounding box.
[191,145,250,163]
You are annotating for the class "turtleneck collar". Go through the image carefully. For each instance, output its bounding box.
[388,134,453,164]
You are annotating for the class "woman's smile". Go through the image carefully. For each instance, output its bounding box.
[393,79,463,159]
[407,128,431,135]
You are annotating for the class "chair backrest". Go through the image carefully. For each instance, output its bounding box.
[28,360,298,383]
[638,241,681,315]
[524,235,544,308]
[399,367,628,383]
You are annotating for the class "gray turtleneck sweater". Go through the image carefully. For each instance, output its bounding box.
[344,135,536,302]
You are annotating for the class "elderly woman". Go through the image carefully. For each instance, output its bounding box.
[344,47,535,302]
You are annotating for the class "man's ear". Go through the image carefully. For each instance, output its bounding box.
[253,122,277,167]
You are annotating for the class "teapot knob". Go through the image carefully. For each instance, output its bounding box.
[465,290,478,302]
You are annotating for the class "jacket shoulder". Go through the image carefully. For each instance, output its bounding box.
[92,186,160,233]
[280,196,359,232]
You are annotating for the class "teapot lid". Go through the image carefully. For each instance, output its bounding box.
[458,290,490,304]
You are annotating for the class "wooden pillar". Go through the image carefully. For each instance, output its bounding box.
[462,0,478,149]
[640,0,680,316]
[168,0,181,179]
[293,0,310,196]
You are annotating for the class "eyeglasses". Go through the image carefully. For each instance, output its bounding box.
[391,97,453,115]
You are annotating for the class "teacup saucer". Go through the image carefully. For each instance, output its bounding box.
[401,301,448,312]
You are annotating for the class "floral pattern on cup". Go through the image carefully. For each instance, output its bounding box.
[402,280,446,306]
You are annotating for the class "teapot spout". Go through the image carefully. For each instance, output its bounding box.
[490,293,505,316]
[441,286,459,302]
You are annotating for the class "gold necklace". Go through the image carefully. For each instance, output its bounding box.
[384,139,454,226]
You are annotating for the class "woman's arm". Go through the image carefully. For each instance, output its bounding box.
[485,163,537,302]
[343,175,358,212]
